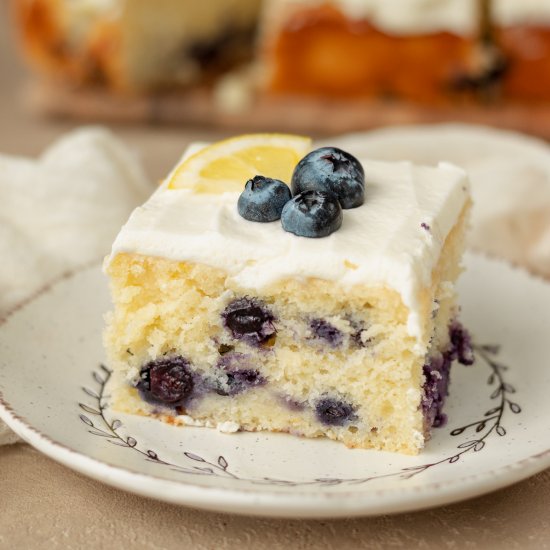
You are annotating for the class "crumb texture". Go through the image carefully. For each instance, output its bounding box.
[105,206,469,455]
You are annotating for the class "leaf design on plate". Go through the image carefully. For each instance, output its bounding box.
[111,419,122,430]
[126,437,137,447]
[92,372,105,385]
[194,467,214,474]
[218,456,228,470]
[449,455,460,463]
[490,387,502,399]
[184,452,205,462]
[82,387,99,399]
[79,414,93,427]
[473,441,485,452]
[509,402,521,414]
[79,404,101,415]
[496,426,506,436]
[100,364,112,375]
[147,450,158,460]
[107,440,129,447]
[457,440,478,449]
[88,429,114,438]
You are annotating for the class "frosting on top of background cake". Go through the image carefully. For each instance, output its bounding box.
[108,145,470,342]
[493,0,550,25]
[264,0,479,36]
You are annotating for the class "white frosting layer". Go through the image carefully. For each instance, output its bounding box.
[493,0,550,26]
[109,146,469,342]
[265,0,479,36]
[330,124,550,279]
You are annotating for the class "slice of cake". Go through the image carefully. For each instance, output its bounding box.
[104,134,473,455]
[15,0,262,92]
[259,0,489,103]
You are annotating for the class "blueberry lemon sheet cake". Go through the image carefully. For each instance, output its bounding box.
[104,134,473,455]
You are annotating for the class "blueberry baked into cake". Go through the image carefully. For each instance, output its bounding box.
[104,134,473,455]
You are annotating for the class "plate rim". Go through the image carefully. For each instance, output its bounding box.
[1,259,549,519]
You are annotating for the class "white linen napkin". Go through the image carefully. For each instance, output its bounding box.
[0,127,151,444]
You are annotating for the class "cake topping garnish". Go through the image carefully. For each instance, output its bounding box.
[291,146,365,209]
[281,190,342,238]
[167,133,311,193]
[238,175,292,222]
[231,140,364,237]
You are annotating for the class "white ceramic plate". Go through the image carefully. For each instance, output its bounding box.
[0,253,549,518]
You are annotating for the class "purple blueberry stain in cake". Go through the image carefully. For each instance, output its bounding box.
[213,353,266,396]
[279,395,306,411]
[422,322,475,429]
[315,397,358,426]
[137,356,194,405]
[222,297,276,346]
[309,318,343,347]
[421,222,431,231]
[215,369,266,396]
[422,352,452,429]
[450,322,475,366]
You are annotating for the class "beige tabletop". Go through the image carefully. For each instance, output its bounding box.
[1,5,549,549]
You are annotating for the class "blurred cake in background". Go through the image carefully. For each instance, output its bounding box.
[11,0,550,134]
[258,0,550,105]
[15,0,262,92]
[259,0,488,103]
[494,1,550,101]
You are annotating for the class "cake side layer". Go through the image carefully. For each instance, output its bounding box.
[107,157,470,345]
[104,202,470,454]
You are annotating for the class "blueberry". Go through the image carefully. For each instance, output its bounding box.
[309,318,343,347]
[281,190,342,238]
[222,297,276,345]
[137,356,194,404]
[291,147,365,209]
[238,175,292,222]
[216,368,265,396]
[315,397,357,426]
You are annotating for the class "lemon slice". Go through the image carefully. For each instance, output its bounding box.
[168,134,312,194]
